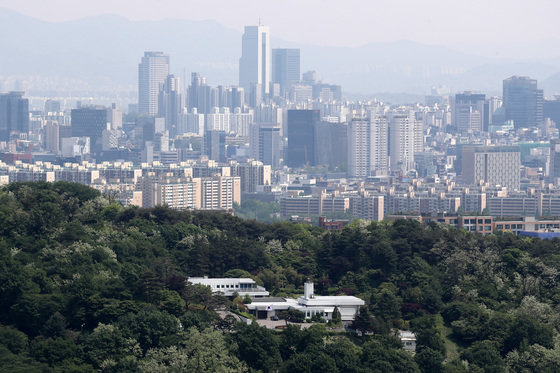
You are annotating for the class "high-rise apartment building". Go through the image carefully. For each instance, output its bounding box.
[347,119,370,178]
[389,109,423,173]
[272,48,300,94]
[141,175,240,210]
[229,160,272,194]
[239,25,271,101]
[138,52,170,116]
[453,92,486,134]
[44,121,60,154]
[0,91,29,141]
[200,176,241,210]
[347,114,389,178]
[370,113,390,174]
[181,108,205,136]
[286,109,319,168]
[503,76,543,128]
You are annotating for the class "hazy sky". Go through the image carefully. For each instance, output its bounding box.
[0,0,558,47]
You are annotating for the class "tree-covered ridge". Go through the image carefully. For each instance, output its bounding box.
[1,182,560,372]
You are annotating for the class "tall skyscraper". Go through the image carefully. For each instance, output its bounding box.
[138,52,170,116]
[453,92,486,134]
[503,76,543,128]
[158,74,184,137]
[239,25,271,101]
[0,91,29,141]
[286,109,319,168]
[272,48,300,94]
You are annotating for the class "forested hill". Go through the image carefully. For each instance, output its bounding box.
[2,182,560,372]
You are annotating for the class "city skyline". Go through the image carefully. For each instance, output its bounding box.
[0,8,559,99]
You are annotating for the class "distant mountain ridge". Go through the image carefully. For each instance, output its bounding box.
[0,9,559,96]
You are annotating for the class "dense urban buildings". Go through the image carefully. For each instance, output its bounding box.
[0,24,559,234]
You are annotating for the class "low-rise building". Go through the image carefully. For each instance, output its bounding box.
[247,281,365,322]
[399,330,417,353]
[188,276,269,297]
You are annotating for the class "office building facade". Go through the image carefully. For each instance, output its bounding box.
[272,48,300,94]
[503,76,543,128]
[71,106,109,151]
[453,92,485,133]
[0,91,29,141]
[286,109,319,168]
[461,146,521,191]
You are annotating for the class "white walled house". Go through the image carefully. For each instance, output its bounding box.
[187,276,269,297]
[246,281,365,322]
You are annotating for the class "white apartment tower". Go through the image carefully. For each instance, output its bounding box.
[138,52,170,116]
[347,114,389,178]
[370,112,390,174]
[347,119,371,178]
[239,25,271,100]
[389,109,423,173]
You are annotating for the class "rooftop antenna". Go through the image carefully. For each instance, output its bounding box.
[259,18,261,26]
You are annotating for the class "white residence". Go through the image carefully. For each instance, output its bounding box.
[188,276,269,297]
[399,330,417,352]
[246,281,365,322]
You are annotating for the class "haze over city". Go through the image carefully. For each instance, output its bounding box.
[1,0,558,48]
